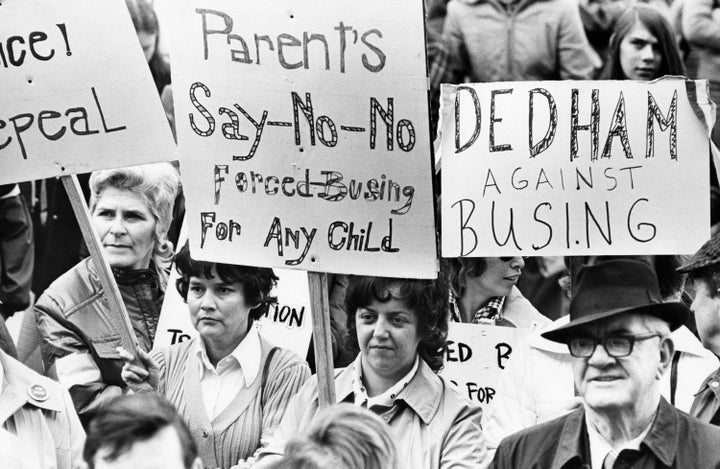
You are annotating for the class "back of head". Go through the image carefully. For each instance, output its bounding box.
[278,404,397,469]
[83,393,198,469]
[599,5,685,79]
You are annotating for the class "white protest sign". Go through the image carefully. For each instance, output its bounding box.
[0,0,176,185]
[166,0,437,277]
[441,323,531,411]
[154,262,312,360]
[439,78,713,257]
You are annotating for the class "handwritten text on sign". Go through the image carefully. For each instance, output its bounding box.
[439,79,712,257]
[0,0,176,185]
[441,324,530,411]
[167,1,436,277]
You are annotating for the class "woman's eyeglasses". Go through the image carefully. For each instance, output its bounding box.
[567,333,661,358]
[500,256,529,262]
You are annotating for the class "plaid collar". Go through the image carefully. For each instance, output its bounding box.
[449,290,506,324]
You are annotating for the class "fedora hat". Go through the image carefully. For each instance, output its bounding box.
[542,259,689,343]
[677,232,720,273]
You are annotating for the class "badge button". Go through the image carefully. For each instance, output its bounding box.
[28,384,49,402]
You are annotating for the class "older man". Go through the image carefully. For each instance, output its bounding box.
[678,232,720,424]
[491,260,720,468]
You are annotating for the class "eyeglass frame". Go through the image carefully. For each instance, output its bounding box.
[499,256,529,262]
[566,332,662,358]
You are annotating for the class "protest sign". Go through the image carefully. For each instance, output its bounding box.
[0,0,176,185]
[441,323,531,411]
[155,255,313,359]
[165,0,437,278]
[439,78,713,257]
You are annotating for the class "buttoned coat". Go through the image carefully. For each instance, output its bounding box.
[491,398,720,468]
[261,358,486,469]
[0,350,85,469]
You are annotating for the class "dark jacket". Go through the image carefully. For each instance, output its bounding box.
[34,257,163,425]
[491,397,720,468]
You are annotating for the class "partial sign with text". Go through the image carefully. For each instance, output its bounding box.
[166,0,437,277]
[0,0,176,184]
[439,78,713,257]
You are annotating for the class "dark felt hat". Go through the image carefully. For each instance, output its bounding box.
[677,232,720,273]
[542,259,689,343]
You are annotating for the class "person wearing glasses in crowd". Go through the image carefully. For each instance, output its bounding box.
[491,260,720,468]
[482,256,717,464]
[441,257,550,329]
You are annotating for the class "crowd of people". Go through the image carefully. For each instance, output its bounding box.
[4,0,720,468]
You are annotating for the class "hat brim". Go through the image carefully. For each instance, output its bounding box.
[541,302,690,344]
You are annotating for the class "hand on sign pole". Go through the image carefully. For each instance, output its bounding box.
[117,346,159,392]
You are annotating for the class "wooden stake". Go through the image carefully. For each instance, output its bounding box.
[61,175,139,356]
[307,271,336,408]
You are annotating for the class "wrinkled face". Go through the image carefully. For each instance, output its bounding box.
[356,286,421,383]
[138,31,157,63]
[572,314,667,413]
[94,426,185,469]
[92,187,156,270]
[691,278,720,350]
[473,257,525,298]
[619,21,662,80]
[187,267,253,348]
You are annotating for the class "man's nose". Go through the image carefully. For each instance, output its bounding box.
[587,340,615,366]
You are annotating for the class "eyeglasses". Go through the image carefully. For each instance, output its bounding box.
[500,256,529,262]
[567,333,661,358]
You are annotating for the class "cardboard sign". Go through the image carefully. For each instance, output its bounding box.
[441,323,530,411]
[439,79,713,257]
[154,261,313,360]
[0,0,176,184]
[165,0,437,277]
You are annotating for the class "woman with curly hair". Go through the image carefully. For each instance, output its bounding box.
[118,242,310,469]
[255,275,486,469]
[34,162,180,426]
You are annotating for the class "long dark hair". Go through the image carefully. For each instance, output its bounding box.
[599,5,685,79]
[345,275,448,373]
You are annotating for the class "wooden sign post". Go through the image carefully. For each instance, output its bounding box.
[165,0,438,407]
[61,175,140,355]
[307,272,336,406]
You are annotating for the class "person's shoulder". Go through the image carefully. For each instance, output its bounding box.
[497,409,572,451]
[35,258,99,312]
[676,406,720,439]
[2,352,70,408]
[260,338,310,373]
[504,287,551,329]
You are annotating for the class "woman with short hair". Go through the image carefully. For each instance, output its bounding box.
[256,275,486,469]
[442,257,550,329]
[119,242,311,469]
[34,162,180,425]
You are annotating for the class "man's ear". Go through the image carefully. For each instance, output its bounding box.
[657,336,675,380]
